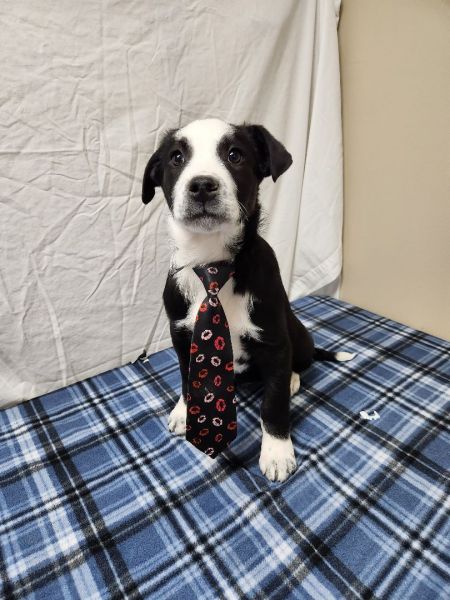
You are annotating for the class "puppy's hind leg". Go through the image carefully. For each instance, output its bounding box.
[290,372,301,396]
[287,307,315,374]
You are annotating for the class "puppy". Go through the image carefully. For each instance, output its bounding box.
[142,118,354,481]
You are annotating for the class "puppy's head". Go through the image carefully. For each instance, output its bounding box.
[142,118,292,233]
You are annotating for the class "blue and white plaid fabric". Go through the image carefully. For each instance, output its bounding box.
[1,296,449,599]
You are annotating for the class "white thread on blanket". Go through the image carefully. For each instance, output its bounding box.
[360,409,380,421]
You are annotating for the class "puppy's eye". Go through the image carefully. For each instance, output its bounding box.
[171,150,184,166]
[228,148,243,164]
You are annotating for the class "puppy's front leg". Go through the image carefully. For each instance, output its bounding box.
[259,361,297,482]
[168,324,191,435]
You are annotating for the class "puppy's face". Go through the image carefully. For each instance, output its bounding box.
[142,118,292,234]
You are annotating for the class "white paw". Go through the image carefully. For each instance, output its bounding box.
[335,351,356,362]
[168,395,187,435]
[290,372,300,396]
[259,425,297,482]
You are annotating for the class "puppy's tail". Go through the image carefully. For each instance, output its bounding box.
[314,348,356,363]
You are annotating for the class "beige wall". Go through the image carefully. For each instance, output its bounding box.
[338,0,449,340]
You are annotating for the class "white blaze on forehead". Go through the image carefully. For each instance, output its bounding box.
[175,118,233,149]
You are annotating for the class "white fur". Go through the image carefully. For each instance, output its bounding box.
[172,118,240,231]
[259,422,297,482]
[290,372,300,396]
[335,351,356,362]
[169,217,242,266]
[168,395,187,435]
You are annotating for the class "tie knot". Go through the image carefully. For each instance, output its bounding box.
[193,261,235,295]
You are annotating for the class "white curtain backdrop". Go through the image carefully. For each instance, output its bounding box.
[0,0,343,407]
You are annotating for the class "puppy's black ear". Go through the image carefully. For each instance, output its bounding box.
[142,150,163,204]
[247,125,293,182]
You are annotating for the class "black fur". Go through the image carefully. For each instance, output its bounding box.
[144,122,337,441]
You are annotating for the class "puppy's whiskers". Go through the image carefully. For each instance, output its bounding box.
[238,201,249,220]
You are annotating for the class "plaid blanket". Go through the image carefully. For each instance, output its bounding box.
[1,296,449,600]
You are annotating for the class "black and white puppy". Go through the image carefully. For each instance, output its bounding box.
[142,118,354,482]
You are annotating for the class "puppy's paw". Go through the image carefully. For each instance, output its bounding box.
[259,427,297,482]
[290,372,301,396]
[168,395,187,435]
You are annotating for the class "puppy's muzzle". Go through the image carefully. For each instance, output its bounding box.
[189,176,220,205]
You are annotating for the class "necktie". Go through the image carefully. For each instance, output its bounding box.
[186,261,237,458]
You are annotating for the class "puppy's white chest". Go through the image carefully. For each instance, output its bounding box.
[175,267,260,372]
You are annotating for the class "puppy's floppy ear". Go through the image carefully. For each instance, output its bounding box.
[247,125,293,182]
[142,150,163,204]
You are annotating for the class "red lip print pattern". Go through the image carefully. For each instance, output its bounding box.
[185,261,238,458]
[215,399,226,412]
[214,336,225,351]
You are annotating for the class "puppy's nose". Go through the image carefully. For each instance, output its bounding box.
[189,176,219,201]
